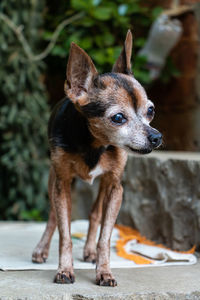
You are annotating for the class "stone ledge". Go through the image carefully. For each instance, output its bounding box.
[121,151,200,251]
[145,150,200,161]
[1,262,200,300]
[72,151,200,251]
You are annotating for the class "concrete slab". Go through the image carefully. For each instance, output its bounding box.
[0,262,200,300]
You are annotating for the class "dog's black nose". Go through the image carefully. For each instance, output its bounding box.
[148,131,162,148]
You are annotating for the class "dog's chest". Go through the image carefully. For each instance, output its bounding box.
[86,165,104,184]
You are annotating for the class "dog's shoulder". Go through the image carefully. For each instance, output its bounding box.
[48,98,107,171]
[48,97,93,152]
[100,146,128,177]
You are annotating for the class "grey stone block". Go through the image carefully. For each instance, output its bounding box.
[72,151,200,251]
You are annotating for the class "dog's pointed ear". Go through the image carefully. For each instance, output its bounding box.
[64,43,98,106]
[112,30,133,75]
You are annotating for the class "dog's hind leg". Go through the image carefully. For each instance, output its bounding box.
[53,177,75,284]
[83,177,105,263]
[32,167,57,263]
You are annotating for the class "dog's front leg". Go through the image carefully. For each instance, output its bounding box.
[84,177,106,263]
[96,175,123,287]
[53,177,74,284]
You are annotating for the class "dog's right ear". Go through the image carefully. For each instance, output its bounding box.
[64,43,98,106]
[112,30,133,75]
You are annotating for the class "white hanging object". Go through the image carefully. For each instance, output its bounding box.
[138,14,183,79]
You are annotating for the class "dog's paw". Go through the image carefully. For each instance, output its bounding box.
[83,250,97,264]
[54,271,75,284]
[32,248,48,264]
[96,272,117,287]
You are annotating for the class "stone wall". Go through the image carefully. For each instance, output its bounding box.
[71,152,200,251]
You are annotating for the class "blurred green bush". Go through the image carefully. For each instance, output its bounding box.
[44,0,181,102]
[0,0,49,220]
[0,0,164,221]
[44,0,163,85]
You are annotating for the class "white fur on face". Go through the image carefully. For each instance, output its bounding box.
[100,76,155,151]
[87,74,156,152]
[102,104,146,150]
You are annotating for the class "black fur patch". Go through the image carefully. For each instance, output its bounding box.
[84,146,105,169]
[106,145,116,152]
[48,98,105,169]
[81,101,108,118]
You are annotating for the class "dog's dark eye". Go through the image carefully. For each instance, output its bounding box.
[111,113,127,124]
[147,106,155,117]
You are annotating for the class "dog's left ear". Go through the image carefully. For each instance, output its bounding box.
[65,42,98,106]
[112,30,133,75]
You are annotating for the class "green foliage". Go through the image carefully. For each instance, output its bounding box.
[0,0,49,220]
[43,0,164,84]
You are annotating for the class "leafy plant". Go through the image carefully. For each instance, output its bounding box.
[0,0,49,220]
[43,0,163,84]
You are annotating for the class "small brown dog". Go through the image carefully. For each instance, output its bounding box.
[32,30,162,286]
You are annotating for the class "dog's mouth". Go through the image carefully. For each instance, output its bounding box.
[126,146,152,155]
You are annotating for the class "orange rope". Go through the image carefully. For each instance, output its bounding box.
[115,224,196,264]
